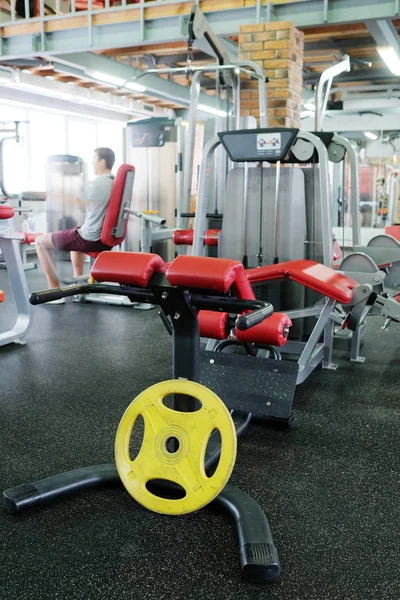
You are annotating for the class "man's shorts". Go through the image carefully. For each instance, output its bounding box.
[51,228,112,253]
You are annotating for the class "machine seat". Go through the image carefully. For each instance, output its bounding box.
[91,252,166,287]
[246,260,358,305]
[0,206,15,220]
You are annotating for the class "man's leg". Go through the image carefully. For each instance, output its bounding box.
[71,251,85,278]
[35,234,59,288]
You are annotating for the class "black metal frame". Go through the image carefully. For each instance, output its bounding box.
[4,276,280,584]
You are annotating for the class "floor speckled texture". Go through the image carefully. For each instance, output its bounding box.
[0,266,399,600]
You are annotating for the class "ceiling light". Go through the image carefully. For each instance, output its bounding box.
[364,131,378,140]
[304,102,315,111]
[86,70,126,87]
[124,81,146,93]
[198,104,228,117]
[377,46,400,76]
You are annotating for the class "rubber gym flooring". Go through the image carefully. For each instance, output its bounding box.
[0,266,399,600]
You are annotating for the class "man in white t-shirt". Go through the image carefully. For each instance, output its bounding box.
[35,147,115,300]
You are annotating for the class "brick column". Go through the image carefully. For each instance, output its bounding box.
[238,21,304,128]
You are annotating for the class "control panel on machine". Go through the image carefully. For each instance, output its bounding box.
[218,128,299,163]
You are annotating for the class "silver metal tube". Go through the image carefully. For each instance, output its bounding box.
[10,0,16,21]
[235,60,268,127]
[181,70,203,229]
[175,121,184,229]
[297,131,333,266]
[24,0,30,18]
[315,55,350,131]
[243,162,249,265]
[332,134,361,247]
[192,136,221,256]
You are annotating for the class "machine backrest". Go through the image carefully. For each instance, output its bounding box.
[219,166,307,267]
[100,164,135,248]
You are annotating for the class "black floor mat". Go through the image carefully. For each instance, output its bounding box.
[0,267,399,600]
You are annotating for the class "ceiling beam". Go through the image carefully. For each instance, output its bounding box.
[366,19,400,51]
[2,1,400,61]
[50,52,218,111]
[303,67,398,83]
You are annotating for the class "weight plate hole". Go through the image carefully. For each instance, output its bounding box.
[146,479,186,500]
[162,394,202,412]
[205,429,221,478]
[165,436,180,453]
[129,414,145,462]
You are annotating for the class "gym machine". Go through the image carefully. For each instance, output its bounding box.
[0,203,32,347]
[3,252,283,585]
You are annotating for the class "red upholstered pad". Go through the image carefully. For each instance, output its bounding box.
[173,229,194,245]
[395,293,400,303]
[173,229,220,246]
[384,226,400,242]
[205,229,220,246]
[0,290,4,303]
[23,232,40,244]
[246,260,358,305]
[91,252,166,287]
[235,312,292,347]
[333,239,343,261]
[100,164,135,248]
[0,205,15,220]
[166,255,255,299]
[198,311,229,340]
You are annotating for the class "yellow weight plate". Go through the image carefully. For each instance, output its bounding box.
[115,379,237,515]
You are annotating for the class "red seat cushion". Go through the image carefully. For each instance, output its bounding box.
[384,226,400,242]
[166,255,255,299]
[0,206,15,220]
[100,164,135,248]
[246,260,358,305]
[91,251,166,287]
[0,290,4,303]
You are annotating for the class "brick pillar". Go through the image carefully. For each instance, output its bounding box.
[238,22,304,128]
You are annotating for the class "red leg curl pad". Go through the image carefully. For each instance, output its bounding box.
[91,252,166,287]
[235,312,292,347]
[0,206,15,220]
[198,311,229,340]
[384,226,400,243]
[246,260,358,305]
[23,232,40,244]
[173,229,220,246]
[167,255,254,299]
[173,230,194,246]
[0,290,4,303]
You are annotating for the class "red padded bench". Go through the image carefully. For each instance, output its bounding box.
[91,252,292,347]
[246,260,358,305]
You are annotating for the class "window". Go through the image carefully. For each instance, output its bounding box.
[96,122,125,172]
[28,111,66,191]
[67,120,97,178]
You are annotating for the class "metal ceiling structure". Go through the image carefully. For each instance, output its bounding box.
[0,0,400,120]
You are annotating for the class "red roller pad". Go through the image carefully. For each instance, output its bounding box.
[235,312,292,347]
[173,229,194,245]
[0,290,4,303]
[23,232,40,244]
[384,226,400,242]
[167,255,255,298]
[204,229,220,246]
[198,311,229,340]
[395,293,400,303]
[91,252,166,287]
[333,239,343,261]
[100,164,135,248]
[0,206,15,220]
[246,260,358,305]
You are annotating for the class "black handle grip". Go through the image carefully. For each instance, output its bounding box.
[29,288,78,305]
[235,305,274,331]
